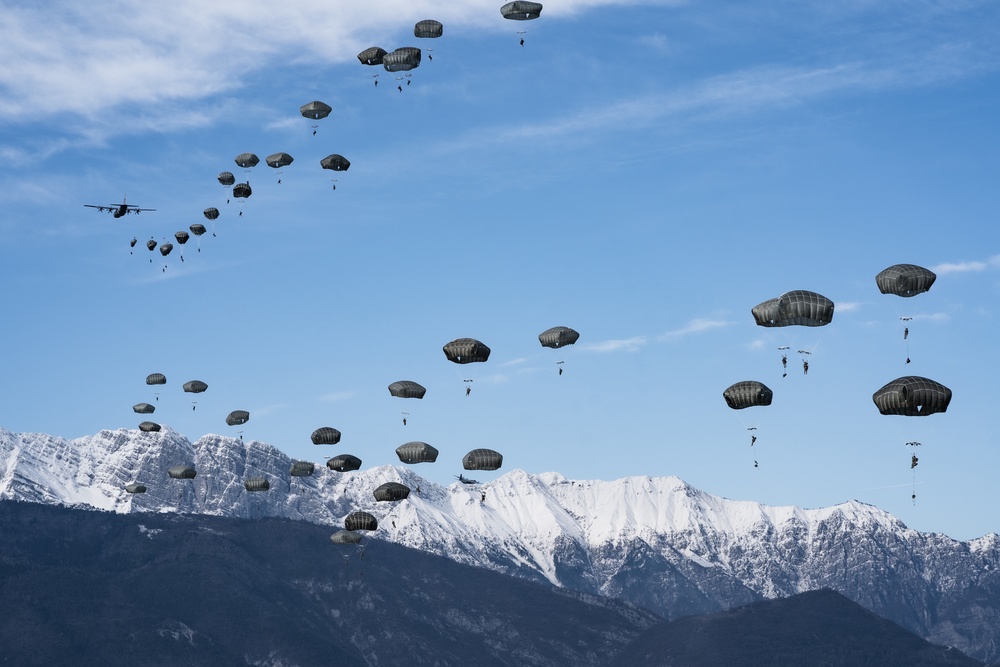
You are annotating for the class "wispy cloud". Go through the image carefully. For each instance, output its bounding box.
[908,312,950,323]
[658,318,733,340]
[581,336,648,353]
[836,302,861,313]
[499,357,528,367]
[319,390,356,402]
[932,255,1000,275]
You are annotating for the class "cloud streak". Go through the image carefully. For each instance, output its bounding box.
[933,255,1000,275]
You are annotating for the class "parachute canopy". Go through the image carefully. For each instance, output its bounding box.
[357,46,387,66]
[327,454,362,472]
[125,482,147,494]
[233,182,252,199]
[183,380,208,393]
[311,427,342,445]
[752,290,834,328]
[138,421,161,432]
[244,476,270,492]
[168,465,197,479]
[383,47,421,72]
[203,208,220,220]
[501,1,543,20]
[226,410,250,426]
[374,482,411,502]
[234,153,259,168]
[443,338,491,364]
[146,240,157,251]
[217,172,236,186]
[873,376,952,416]
[414,19,443,38]
[159,243,173,257]
[538,326,580,349]
[463,448,503,471]
[345,511,378,532]
[320,154,351,172]
[133,403,155,414]
[388,380,426,399]
[189,223,207,236]
[174,231,189,245]
[330,529,362,545]
[300,100,332,120]
[265,152,294,169]
[723,381,773,410]
[396,441,438,464]
[875,264,937,298]
[289,461,315,477]
[146,373,166,385]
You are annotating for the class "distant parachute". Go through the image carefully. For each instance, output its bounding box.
[203,208,220,220]
[299,100,332,120]
[327,454,362,472]
[357,46,388,66]
[723,381,773,410]
[289,461,315,477]
[124,482,147,494]
[146,373,166,386]
[234,153,259,169]
[344,511,378,532]
[217,172,236,186]
[133,403,155,414]
[373,482,411,502]
[244,476,270,492]
[320,154,351,172]
[443,338,491,364]
[876,264,937,298]
[226,410,250,426]
[159,243,173,257]
[311,427,342,445]
[330,529,362,544]
[183,380,208,393]
[752,291,834,328]
[538,326,579,349]
[396,441,438,464]
[265,152,294,169]
[146,239,157,252]
[189,223,207,236]
[383,47,421,72]
[501,1,543,20]
[463,448,503,471]
[414,19,443,38]
[233,182,252,199]
[873,376,952,416]
[388,381,426,399]
[174,231,189,245]
[138,421,161,432]
[168,465,197,479]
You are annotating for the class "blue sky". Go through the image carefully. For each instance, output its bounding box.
[1,0,998,540]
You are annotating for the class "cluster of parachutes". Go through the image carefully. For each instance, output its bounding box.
[723,265,949,497]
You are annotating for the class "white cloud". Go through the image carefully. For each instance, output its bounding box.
[658,318,732,340]
[320,390,356,402]
[932,255,1000,275]
[580,336,648,353]
[836,302,861,313]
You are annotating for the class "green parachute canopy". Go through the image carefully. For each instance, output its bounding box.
[138,421,161,432]
[320,154,351,172]
[443,338,491,364]
[752,290,834,328]
[146,373,166,385]
[383,47,421,72]
[311,427,341,445]
[265,152,294,169]
[327,454,362,472]
[183,380,208,393]
[168,465,197,479]
[388,380,426,399]
[414,19,443,38]
[501,1,543,20]
[244,476,270,492]
[234,153,259,168]
[299,100,332,120]
[226,410,250,426]
[538,326,579,349]
[357,47,387,66]
[396,441,438,464]
[463,448,503,471]
[873,376,952,416]
[374,482,411,502]
[875,264,937,298]
[290,461,315,477]
[125,482,147,494]
[723,381,773,410]
[344,511,378,532]
[133,403,155,414]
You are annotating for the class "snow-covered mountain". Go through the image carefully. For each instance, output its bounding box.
[3,426,1000,663]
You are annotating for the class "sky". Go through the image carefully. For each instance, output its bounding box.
[1,0,998,541]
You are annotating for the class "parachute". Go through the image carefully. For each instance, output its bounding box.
[226,410,250,426]
[300,100,332,120]
[265,152,293,169]
[244,476,270,492]
[327,454,362,472]
[133,403,155,414]
[396,441,438,464]
[873,376,952,416]
[388,380,426,399]
[138,421,161,432]
[217,172,236,187]
[414,20,443,38]
[876,264,937,297]
[174,231,189,245]
[357,47,388,66]
[203,208,220,220]
[289,461,315,477]
[124,482,147,494]
[443,338,491,364]
[463,448,503,471]
[723,381,773,409]
[159,243,173,257]
[189,223,207,236]
[168,465,197,479]
[311,427,341,445]
[373,482,411,502]
[330,529,362,544]
[233,182,252,199]
[383,47,421,72]
[752,291,834,328]
[345,511,378,532]
[538,326,580,349]
[320,154,351,172]
[146,239,157,252]
[501,1,543,20]
[146,373,166,386]
[183,380,208,393]
[234,153,259,169]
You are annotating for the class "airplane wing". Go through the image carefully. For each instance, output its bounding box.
[84,204,114,211]
[126,206,156,213]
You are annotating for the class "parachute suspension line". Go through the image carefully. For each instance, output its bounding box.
[901,317,913,365]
